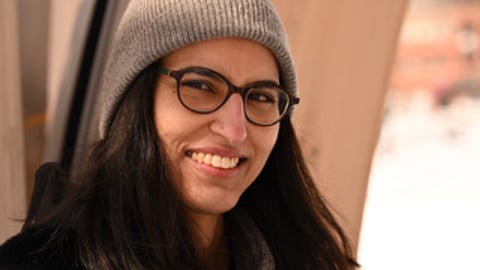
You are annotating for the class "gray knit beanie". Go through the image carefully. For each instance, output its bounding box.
[100,0,297,137]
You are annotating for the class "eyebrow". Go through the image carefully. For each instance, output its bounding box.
[244,79,281,88]
[194,68,225,83]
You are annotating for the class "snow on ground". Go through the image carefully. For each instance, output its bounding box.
[359,95,480,270]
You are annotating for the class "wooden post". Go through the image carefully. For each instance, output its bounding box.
[0,0,28,243]
[17,0,50,212]
[271,0,409,251]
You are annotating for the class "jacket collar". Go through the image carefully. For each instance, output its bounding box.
[227,208,275,270]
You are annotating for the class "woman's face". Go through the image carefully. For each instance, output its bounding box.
[153,38,280,216]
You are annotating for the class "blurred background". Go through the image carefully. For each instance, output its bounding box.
[1,0,479,268]
[359,0,480,269]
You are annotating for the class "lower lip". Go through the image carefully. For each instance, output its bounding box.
[189,158,243,177]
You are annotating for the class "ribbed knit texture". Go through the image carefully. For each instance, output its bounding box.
[100,0,296,137]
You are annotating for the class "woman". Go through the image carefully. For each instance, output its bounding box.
[0,0,359,269]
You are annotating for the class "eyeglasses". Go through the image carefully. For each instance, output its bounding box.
[157,65,299,126]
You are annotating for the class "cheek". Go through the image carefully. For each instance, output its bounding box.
[153,112,183,159]
[262,126,279,152]
[153,90,202,165]
[152,85,183,145]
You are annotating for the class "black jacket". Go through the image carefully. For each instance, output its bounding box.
[0,226,78,270]
[0,163,275,270]
[0,213,275,270]
[0,163,75,269]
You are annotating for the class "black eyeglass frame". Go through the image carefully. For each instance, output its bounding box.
[157,65,300,126]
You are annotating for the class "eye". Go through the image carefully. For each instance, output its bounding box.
[181,80,215,93]
[248,89,276,103]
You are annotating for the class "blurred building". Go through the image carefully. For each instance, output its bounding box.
[359,1,480,269]
[391,0,480,105]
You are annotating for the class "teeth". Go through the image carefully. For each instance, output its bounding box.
[191,152,240,169]
[212,155,221,167]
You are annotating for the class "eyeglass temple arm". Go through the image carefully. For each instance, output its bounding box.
[156,66,171,75]
[292,96,300,105]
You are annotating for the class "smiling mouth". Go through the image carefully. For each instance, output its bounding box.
[186,151,245,169]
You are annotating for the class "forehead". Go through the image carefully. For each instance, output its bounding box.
[161,38,280,84]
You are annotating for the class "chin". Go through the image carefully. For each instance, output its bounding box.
[187,195,241,215]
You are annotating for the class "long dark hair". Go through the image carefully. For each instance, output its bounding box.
[239,119,358,269]
[45,63,358,269]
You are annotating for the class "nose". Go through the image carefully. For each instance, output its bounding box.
[210,94,247,144]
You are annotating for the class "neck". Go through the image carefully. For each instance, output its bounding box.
[189,212,229,270]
